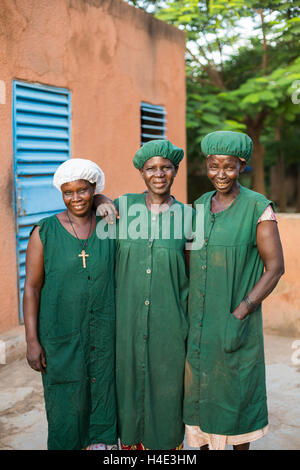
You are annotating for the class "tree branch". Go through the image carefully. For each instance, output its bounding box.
[215,35,225,80]
[186,46,225,90]
[255,8,268,73]
[244,109,269,131]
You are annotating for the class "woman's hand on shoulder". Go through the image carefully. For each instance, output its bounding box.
[93,194,119,224]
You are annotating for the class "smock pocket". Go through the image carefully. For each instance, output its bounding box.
[45,330,87,385]
[224,313,249,353]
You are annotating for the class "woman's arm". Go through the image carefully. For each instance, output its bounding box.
[233,220,284,320]
[23,226,46,373]
[93,194,119,223]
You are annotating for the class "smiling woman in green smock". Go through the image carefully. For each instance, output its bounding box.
[184,131,285,450]
[23,159,117,450]
[95,140,192,450]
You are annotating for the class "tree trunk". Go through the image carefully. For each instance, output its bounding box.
[270,165,278,203]
[275,121,286,212]
[258,8,268,73]
[246,125,266,195]
[297,164,300,212]
[276,154,286,212]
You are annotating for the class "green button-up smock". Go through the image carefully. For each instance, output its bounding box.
[114,193,192,450]
[36,215,117,450]
[184,186,272,435]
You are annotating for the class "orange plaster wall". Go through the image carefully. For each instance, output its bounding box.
[0,78,18,333]
[0,0,186,332]
[263,214,300,337]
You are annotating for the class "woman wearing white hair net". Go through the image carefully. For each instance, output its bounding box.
[23,158,118,450]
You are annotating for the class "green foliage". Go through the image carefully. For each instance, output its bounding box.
[124,0,300,200]
[220,57,300,120]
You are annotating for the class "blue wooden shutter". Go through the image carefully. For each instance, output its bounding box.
[12,81,72,323]
[141,102,166,145]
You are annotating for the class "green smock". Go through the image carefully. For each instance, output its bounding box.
[36,215,117,450]
[184,185,272,435]
[114,193,192,449]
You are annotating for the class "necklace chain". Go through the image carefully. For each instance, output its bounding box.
[66,211,93,249]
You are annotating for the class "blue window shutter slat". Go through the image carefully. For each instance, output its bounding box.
[140,102,167,146]
[13,81,72,323]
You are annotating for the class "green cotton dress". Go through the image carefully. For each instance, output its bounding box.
[36,214,117,450]
[114,193,192,450]
[184,185,272,436]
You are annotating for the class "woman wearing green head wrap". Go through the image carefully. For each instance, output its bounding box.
[183,131,284,450]
[95,139,193,450]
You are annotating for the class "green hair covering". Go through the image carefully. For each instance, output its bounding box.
[201,131,253,162]
[133,139,184,169]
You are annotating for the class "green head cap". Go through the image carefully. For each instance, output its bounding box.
[133,139,184,169]
[201,131,253,162]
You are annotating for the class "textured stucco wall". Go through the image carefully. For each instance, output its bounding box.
[0,0,186,332]
[263,214,300,337]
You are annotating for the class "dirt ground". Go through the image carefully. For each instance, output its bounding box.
[0,333,299,450]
